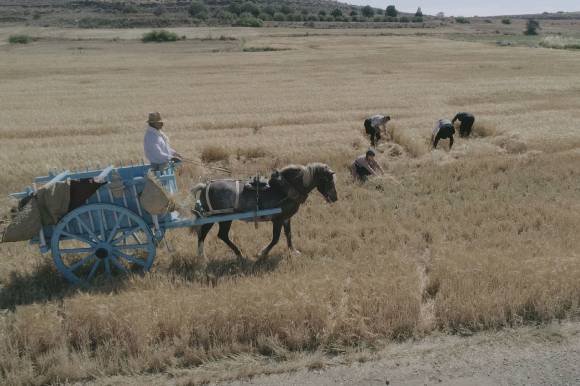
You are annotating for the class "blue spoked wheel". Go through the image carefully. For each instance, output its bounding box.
[51,203,156,285]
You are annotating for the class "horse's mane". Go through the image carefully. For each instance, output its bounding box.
[278,163,328,188]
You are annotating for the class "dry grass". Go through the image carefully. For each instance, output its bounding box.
[1,25,580,385]
[200,145,229,163]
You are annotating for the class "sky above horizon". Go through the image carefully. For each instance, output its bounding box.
[346,1,579,17]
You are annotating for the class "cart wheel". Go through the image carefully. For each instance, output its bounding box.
[51,203,156,285]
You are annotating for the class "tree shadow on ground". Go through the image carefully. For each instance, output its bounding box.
[167,252,283,285]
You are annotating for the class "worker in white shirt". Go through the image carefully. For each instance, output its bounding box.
[364,114,391,147]
[143,112,182,171]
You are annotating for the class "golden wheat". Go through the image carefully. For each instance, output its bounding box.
[1,25,580,385]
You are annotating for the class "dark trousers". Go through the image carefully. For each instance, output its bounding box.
[364,119,381,146]
[459,117,474,137]
[355,164,372,182]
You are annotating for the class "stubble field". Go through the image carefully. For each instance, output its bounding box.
[1,24,580,385]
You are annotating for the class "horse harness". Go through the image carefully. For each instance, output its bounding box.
[201,172,308,216]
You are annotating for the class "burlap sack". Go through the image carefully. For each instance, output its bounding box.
[1,198,42,242]
[37,181,71,225]
[139,172,175,216]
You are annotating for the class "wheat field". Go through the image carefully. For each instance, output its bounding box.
[1,25,580,385]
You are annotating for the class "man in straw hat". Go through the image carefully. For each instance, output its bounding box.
[144,112,182,171]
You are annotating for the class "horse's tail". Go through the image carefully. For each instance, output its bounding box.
[190,182,207,200]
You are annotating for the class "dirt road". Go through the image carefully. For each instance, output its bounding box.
[224,322,580,386]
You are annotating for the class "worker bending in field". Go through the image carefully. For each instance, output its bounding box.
[364,114,391,147]
[351,149,384,182]
[144,112,182,171]
[452,112,475,138]
[431,119,455,150]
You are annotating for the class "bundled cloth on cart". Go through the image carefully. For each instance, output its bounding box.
[139,172,175,216]
[1,179,104,243]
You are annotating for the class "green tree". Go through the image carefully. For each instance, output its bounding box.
[386,5,398,17]
[415,7,422,17]
[241,2,260,17]
[362,5,374,18]
[331,8,343,17]
[350,9,358,17]
[280,5,292,15]
[262,5,275,16]
[318,10,327,17]
[189,1,208,19]
[228,2,242,15]
[525,19,540,35]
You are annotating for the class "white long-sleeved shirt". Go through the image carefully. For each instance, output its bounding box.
[370,115,386,129]
[144,126,175,164]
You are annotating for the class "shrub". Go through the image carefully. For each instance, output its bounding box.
[386,5,398,17]
[236,15,263,27]
[399,16,410,23]
[241,2,260,17]
[318,10,326,17]
[189,1,208,20]
[455,16,470,24]
[502,18,511,24]
[373,15,383,22]
[262,5,275,16]
[280,5,292,15]
[227,2,241,15]
[524,19,540,35]
[215,10,236,23]
[350,9,358,17]
[330,8,342,18]
[307,15,318,22]
[362,5,374,18]
[273,12,285,21]
[142,30,179,43]
[8,34,32,44]
[413,16,423,23]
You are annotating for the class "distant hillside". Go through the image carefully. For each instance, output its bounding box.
[0,0,428,28]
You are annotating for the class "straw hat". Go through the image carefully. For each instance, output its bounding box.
[147,112,163,124]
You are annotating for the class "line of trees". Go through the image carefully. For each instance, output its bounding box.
[186,1,424,25]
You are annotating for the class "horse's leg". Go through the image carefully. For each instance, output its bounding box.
[197,223,213,262]
[217,221,244,260]
[283,219,301,256]
[258,220,283,260]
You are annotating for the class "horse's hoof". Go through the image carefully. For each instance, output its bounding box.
[290,249,302,256]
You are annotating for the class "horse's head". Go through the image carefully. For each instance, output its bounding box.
[310,163,338,203]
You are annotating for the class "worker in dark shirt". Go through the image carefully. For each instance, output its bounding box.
[452,112,475,138]
[431,119,455,150]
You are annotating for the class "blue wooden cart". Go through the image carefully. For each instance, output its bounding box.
[9,162,280,285]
